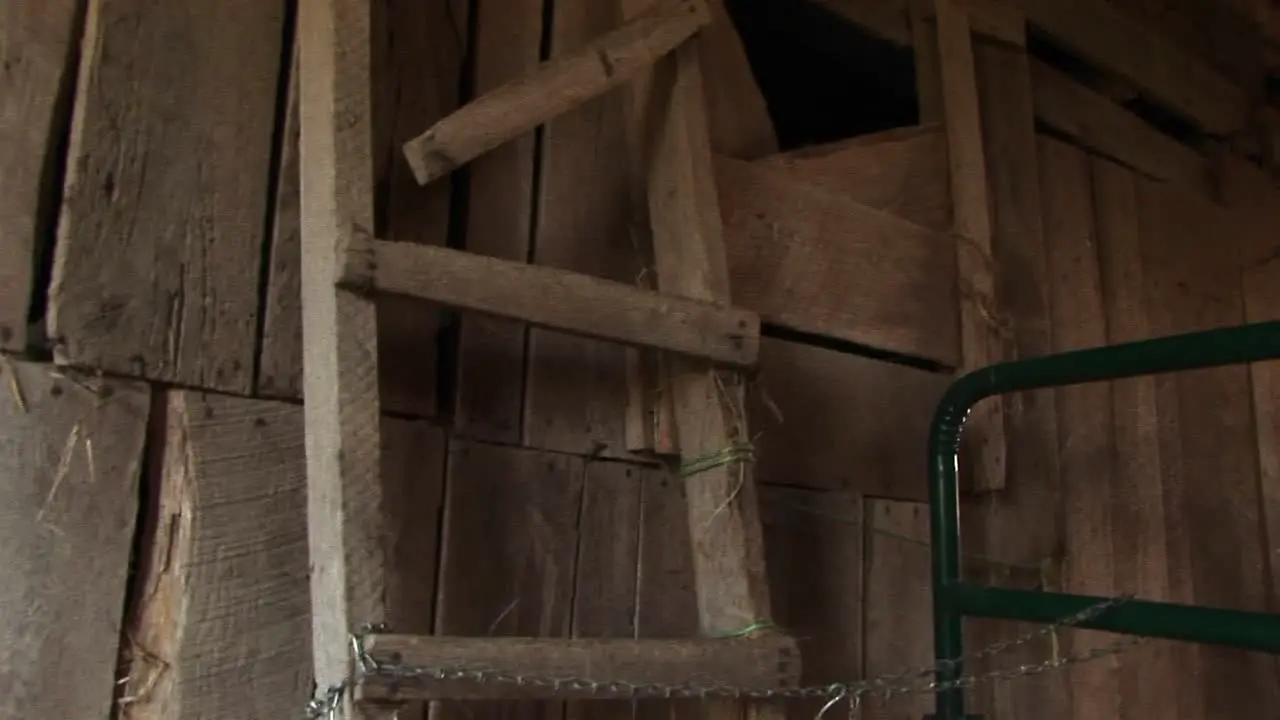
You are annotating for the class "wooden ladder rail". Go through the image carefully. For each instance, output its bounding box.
[298,0,797,717]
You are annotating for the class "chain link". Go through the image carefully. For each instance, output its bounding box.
[304,596,1142,719]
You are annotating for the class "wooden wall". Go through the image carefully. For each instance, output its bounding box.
[2,0,1280,719]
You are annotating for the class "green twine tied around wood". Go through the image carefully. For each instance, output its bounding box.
[716,620,775,638]
[679,442,755,478]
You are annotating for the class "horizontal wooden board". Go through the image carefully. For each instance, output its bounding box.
[718,156,958,365]
[750,337,951,500]
[0,361,150,718]
[0,3,82,352]
[371,241,759,367]
[755,124,951,232]
[52,0,286,393]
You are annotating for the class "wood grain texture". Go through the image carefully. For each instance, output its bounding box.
[973,43,1065,718]
[1137,173,1274,718]
[258,0,465,416]
[759,487,862,720]
[0,361,149,718]
[403,0,709,185]
[371,240,759,367]
[525,0,647,458]
[295,0,388,705]
[755,125,951,232]
[1029,60,1208,190]
[862,499,933,719]
[434,440,585,720]
[718,155,958,365]
[121,391,312,720]
[1039,136,1121,720]
[51,0,285,393]
[455,0,544,443]
[1089,156,1180,720]
[1021,0,1249,135]
[750,337,951,500]
[935,0,1006,493]
[698,0,777,159]
[0,1,81,352]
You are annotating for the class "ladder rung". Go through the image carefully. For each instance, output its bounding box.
[354,634,799,701]
[360,240,759,367]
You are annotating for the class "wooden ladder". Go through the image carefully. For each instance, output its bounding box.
[298,0,798,717]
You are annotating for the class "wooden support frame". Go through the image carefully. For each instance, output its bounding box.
[299,0,791,715]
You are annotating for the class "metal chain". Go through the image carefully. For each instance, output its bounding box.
[304,596,1143,719]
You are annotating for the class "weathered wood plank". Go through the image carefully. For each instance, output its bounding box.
[0,361,149,718]
[51,0,284,393]
[718,155,958,365]
[0,2,81,352]
[370,241,759,367]
[1137,174,1272,717]
[935,0,1006,493]
[258,0,465,416]
[433,440,585,720]
[1022,0,1249,135]
[404,0,709,185]
[755,125,951,232]
[295,0,388,710]
[698,0,778,159]
[455,0,544,443]
[122,391,312,719]
[1029,60,1208,189]
[751,337,951,499]
[1039,136,1121,720]
[1089,156,1180,720]
[759,487,862,720]
[524,0,646,458]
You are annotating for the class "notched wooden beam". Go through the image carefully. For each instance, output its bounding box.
[402,0,711,185]
[364,240,759,367]
[354,634,801,701]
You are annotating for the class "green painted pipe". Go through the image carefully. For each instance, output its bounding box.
[927,320,1280,720]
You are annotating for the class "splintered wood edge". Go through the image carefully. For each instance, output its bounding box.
[401,0,712,186]
[354,634,801,701]
[368,240,760,368]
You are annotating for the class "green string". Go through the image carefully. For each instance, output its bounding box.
[717,620,775,638]
[679,442,755,478]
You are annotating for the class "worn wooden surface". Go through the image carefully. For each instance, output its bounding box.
[755,125,950,232]
[524,0,643,458]
[698,0,778,158]
[259,0,465,416]
[718,155,958,365]
[51,0,285,393]
[455,0,544,443]
[1039,137,1121,720]
[759,487,862,720]
[0,361,149,719]
[121,392,312,720]
[434,440,585,720]
[751,337,950,499]
[0,1,81,352]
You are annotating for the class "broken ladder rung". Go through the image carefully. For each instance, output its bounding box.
[353,634,800,702]
[343,238,759,368]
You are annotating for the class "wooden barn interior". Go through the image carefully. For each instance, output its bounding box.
[5,0,1280,717]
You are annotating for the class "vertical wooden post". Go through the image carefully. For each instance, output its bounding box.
[297,0,392,715]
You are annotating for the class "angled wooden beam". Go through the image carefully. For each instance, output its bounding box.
[355,635,799,701]
[366,241,759,367]
[402,0,711,186]
[297,0,390,716]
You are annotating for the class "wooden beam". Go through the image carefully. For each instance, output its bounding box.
[369,241,759,367]
[0,2,81,352]
[355,635,798,701]
[638,29,788,720]
[296,0,389,714]
[1030,60,1209,189]
[1021,0,1250,135]
[402,0,710,185]
[718,155,958,366]
[935,0,1007,492]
